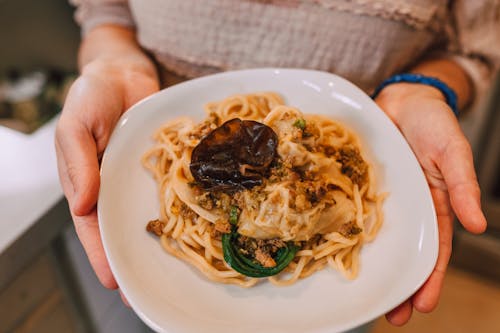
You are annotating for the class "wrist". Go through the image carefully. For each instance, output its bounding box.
[374,82,447,121]
[81,53,159,84]
[79,25,159,83]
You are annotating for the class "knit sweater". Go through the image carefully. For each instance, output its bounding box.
[71,0,500,99]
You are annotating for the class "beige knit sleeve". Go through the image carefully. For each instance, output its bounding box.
[447,0,500,108]
[69,0,135,35]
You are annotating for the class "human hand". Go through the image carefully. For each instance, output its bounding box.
[375,83,487,325]
[55,56,159,289]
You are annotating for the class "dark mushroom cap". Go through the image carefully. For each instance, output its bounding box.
[190,118,278,191]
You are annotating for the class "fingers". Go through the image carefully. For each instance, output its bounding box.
[412,268,446,313]
[56,144,109,285]
[386,300,413,326]
[56,117,100,216]
[439,136,487,234]
[386,188,453,326]
[412,188,453,313]
[410,126,483,321]
[73,209,118,289]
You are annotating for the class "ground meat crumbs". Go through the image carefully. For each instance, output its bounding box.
[196,191,233,211]
[339,222,363,238]
[214,219,232,234]
[146,219,165,236]
[290,180,327,211]
[335,146,368,186]
[236,236,287,267]
[254,248,276,268]
[196,192,215,210]
[215,192,232,211]
[180,203,197,220]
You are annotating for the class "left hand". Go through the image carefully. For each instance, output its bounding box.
[374,83,487,325]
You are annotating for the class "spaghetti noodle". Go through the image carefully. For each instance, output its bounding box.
[142,92,386,287]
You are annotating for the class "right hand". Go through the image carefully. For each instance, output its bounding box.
[375,81,486,325]
[55,57,159,289]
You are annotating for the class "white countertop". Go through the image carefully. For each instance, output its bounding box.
[0,117,63,254]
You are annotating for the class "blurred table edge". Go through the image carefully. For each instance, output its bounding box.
[0,197,70,291]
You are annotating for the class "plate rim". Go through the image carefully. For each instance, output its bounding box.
[98,68,439,333]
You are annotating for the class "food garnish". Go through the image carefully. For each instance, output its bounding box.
[190,118,278,191]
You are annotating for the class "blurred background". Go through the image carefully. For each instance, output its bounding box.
[0,1,498,332]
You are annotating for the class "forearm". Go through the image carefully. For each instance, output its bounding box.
[78,24,158,79]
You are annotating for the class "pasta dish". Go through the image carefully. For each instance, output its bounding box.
[142,92,385,287]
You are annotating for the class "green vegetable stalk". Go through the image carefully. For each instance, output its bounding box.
[222,230,299,278]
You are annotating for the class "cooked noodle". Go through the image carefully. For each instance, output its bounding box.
[142,92,386,287]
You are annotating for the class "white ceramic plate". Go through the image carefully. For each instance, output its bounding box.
[98,68,438,333]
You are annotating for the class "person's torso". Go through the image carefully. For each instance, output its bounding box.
[129,0,449,91]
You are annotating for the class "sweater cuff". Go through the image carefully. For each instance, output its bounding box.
[72,1,135,36]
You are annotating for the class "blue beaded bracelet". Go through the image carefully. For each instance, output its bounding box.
[371,73,459,117]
